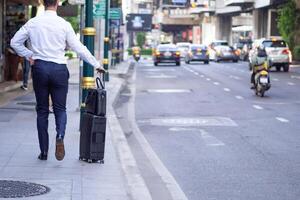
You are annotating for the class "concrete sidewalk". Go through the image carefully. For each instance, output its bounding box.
[0,59,149,200]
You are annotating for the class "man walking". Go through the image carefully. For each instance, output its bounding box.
[10,0,104,161]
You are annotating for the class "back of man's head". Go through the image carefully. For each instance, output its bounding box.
[43,0,58,8]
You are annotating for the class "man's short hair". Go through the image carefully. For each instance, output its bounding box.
[43,0,58,7]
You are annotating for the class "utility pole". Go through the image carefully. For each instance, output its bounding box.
[81,0,96,111]
[103,0,110,81]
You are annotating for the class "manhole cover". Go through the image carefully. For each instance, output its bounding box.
[0,180,50,198]
[17,101,36,106]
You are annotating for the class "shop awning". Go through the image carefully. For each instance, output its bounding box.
[9,0,41,6]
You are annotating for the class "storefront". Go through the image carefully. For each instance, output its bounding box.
[0,0,39,83]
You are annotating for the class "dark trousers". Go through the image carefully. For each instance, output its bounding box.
[32,60,69,153]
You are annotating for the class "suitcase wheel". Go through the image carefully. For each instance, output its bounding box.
[99,160,104,164]
[79,157,83,161]
[88,159,93,163]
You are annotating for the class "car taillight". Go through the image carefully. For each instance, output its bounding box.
[282,49,290,55]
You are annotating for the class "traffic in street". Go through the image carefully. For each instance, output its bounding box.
[115,58,300,200]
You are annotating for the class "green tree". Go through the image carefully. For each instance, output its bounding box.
[136,32,146,48]
[64,16,80,33]
[277,0,297,49]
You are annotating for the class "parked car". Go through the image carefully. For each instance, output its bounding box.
[249,38,292,72]
[176,42,191,58]
[153,44,181,66]
[209,40,229,60]
[214,45,239,62]
[185,44,209,64]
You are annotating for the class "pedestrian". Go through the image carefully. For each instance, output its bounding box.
[10,0,105,161]
[20,40,31,91]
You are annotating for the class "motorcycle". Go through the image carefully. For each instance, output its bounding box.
[133,53,140,62]
[253,62,271,97]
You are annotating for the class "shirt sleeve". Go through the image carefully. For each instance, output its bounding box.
[65,22,100,68]
[10,22,34,60]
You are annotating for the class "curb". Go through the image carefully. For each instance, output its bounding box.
[107,61,152,200]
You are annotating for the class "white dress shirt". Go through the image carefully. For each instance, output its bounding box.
[10,10,100,68]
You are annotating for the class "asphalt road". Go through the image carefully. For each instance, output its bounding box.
[115,58,300,200]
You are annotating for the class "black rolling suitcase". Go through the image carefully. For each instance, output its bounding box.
[85,77,106,116]
[79,112,106,163]
[79,75,107,164]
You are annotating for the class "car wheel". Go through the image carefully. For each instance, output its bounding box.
[233,59,238,63]
[276,66,281,72]
[283,64,289,72]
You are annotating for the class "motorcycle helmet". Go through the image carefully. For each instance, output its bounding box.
[257,44,267,58]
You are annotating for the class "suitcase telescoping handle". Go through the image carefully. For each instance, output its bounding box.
[96,75,105,89]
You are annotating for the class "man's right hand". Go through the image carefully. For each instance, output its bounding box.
[29,57,35,66]
[96,67,106,74]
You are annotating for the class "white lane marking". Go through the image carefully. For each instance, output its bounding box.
[287,82,295,86]
[253,105,264,110]
[150,117,238,127]
[291,75,300,80]
[200,75,205,78]
[213,82,220,85]
[200,130,225,146]
[272,78,279,81]
[169,128,225,146]
[223,88,231,92]
[206,78,211,81]
[147,89,191,93]
[193,72,199,75]
[146,75,177,79]
[230,75,241,80]
[276,117,289,123]
[142,69,175,72]
[235,95,244,100]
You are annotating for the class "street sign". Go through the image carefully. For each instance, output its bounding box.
[109,8,121,20]
[93,5,121,20]
[93,1,106,18]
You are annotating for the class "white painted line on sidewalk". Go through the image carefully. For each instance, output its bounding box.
[235,95,244,100]
[200,75,205,78]
[287,82,295,86]
[223,88,231,92]
[194,72,199,75]
[206,78,211,81]
[213,82,220,85]
[272,78,279,81]
[253,105,264,110]
[142,69,175,72]
[276,117,289,123]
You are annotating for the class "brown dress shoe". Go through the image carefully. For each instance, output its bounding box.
[55,138,65,161]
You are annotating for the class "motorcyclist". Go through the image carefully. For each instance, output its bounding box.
[132,46,141,56]
[251,44,268,89]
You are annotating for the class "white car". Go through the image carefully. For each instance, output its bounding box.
[249,38,292,72]
[208,40,229,61]
[176,42,191,58]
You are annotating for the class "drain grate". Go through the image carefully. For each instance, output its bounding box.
[0,180,50,198]
[16,101,36,106]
